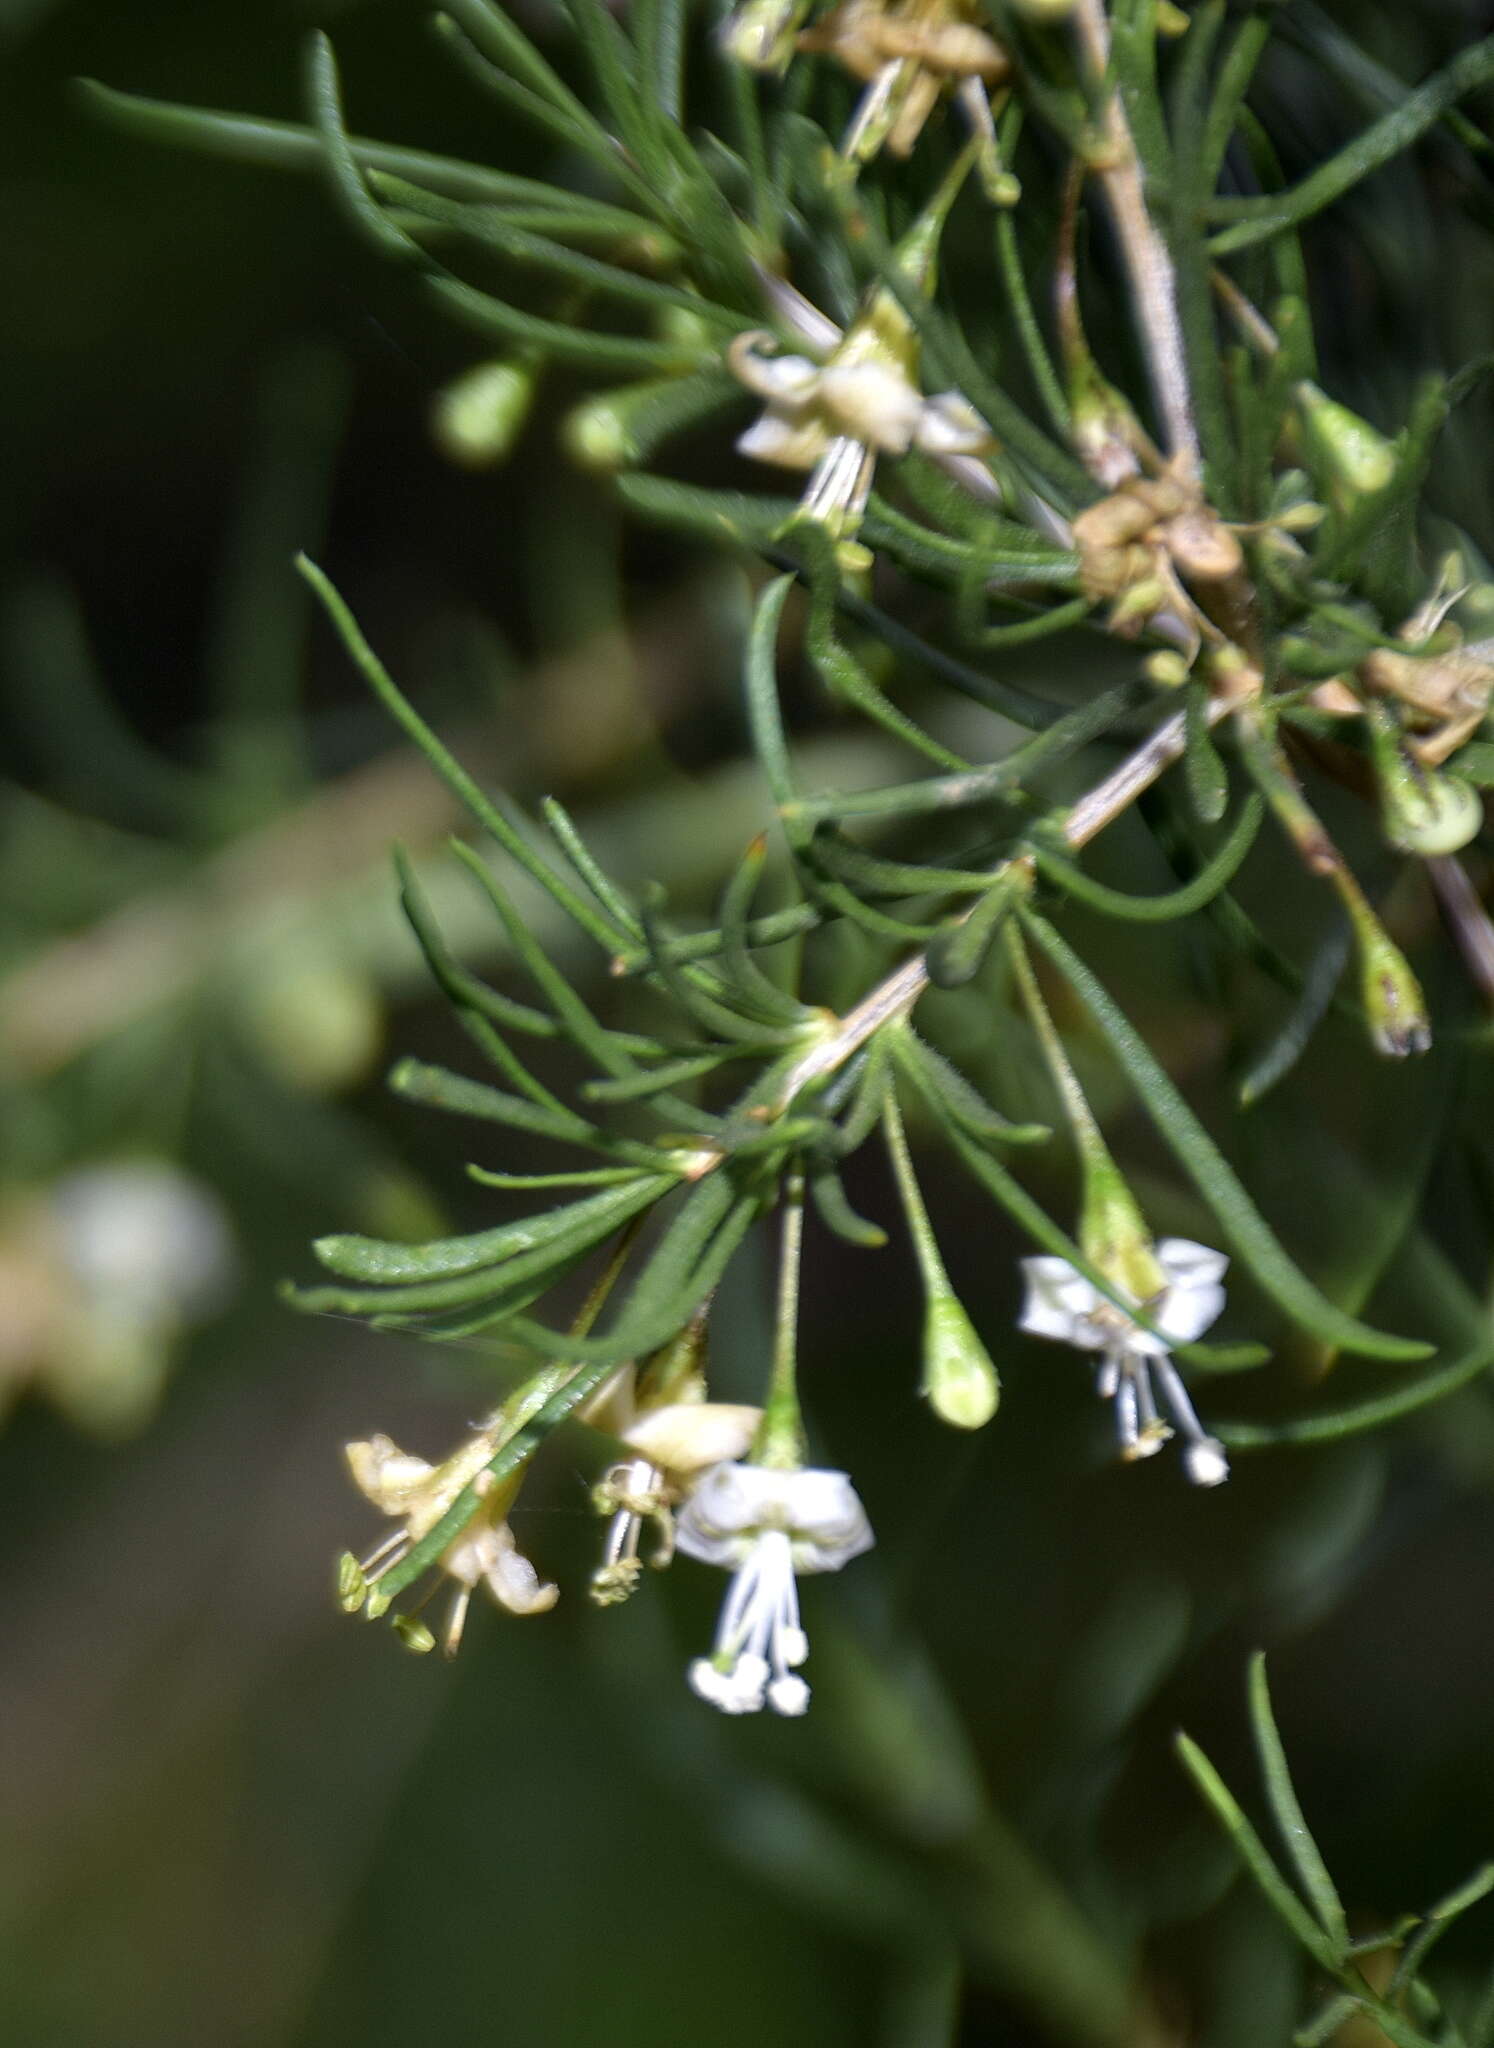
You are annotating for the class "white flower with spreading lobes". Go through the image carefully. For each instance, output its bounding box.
[727,267,990,545]
[730,324,990,541]
[675,1461,875,1716]
[1018,1238,1231,1486]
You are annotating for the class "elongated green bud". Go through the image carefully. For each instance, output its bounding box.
[1079,1162,1167,1303]
[1354,913,1432,1057]
[431,357,536,468]
[1294,381,1396,502]
[922,1293,1000,1430]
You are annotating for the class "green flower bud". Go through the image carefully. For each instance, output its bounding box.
[431,358,536,469]
[1383,768,1484,856]
[922,1293,1000,1430]
[720,0,810,73]
[563,370,737,473]
[1079,1163,1166,1304]
[1294,381,1396,502]
[1370,703,1485,855]
[1355,919,1432,1058]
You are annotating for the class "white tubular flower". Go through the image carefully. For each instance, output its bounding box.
[1018,1238,1231,1485]
[675,1462,874,1715]
[344,1426,557,1655]
[728,318,990,540]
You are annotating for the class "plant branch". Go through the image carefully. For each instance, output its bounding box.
[1072,0,1201,476]
[762,679,1248,1118]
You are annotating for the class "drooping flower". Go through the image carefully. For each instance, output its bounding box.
[796,0,1011,169]
[341,1422,557,1656]
[726,173,991,558]
[590,1397,763,1605]
[729,318,990,548]
[675,1461,874,1714]
[1018,1238,1231,1485]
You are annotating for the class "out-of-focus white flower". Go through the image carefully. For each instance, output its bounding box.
[0,1160,240,1434]
[343,1424,557,1656]
[51,1160,235,1326]
[675,1461,874,1715]
[797,0,1011,168]
[1018,1238,1231,1486]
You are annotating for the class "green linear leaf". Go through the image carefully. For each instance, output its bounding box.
[507,1209,758,1364]
[305,34,420,266]
[799,538,972,773]
[294,1187,655,1312]
[717,834,808,1025]
[1184,680,1229,824]
[538,797,646,940]
[809,1161,888,1248]
[1199,10,1271,191]
[1208,32,1494,255]
[890,1028,1050,1145]
[1023,912,1432,1362]
[583,1048,760,1101]
[1247,1654,1350,1954]
[312,1173,670,1281]
[433,11,638,175]
[1029,795,1262,923]
[467,1165,647,1189]
[390,1056,669,1169]
[745,572,802,833]
[809,829,994,900]
[1175,1733,1342,1971]
[438,0,623,162]
[423,272,711,373]
[381,181,738,326]
[1217,1332,1494,1447]
[298,558,629,954]
[76,80,585,208]
[1391,1863,1494,2000]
